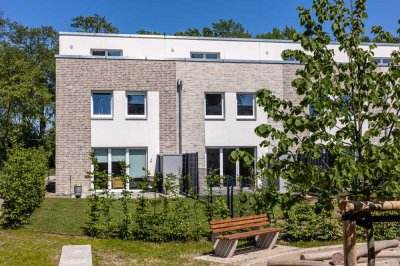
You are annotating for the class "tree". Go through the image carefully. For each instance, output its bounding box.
[136,29,163,35]
[211,19,252,38]
[256,26,297,40]
[174,28,201,37]
[71,14,119,33]
[232,0,400,265]
[0,15,56,166]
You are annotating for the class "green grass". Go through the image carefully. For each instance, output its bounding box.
[0,230,212,266]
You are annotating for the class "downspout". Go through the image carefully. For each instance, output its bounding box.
[177,79,183,154]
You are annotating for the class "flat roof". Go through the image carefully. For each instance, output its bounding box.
[59,31,400,47]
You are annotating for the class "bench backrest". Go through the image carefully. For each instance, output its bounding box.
[209,214,269,234]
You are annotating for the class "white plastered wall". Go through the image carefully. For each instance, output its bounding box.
[91,91,160,176]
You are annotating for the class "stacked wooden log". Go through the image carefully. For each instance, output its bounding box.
[268,240,400,266]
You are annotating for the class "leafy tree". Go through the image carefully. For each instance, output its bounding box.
[174,28,201,37]
[202,27,214,37]
[256,26,297,40]
[71,14,119,33]
[0,16,56,166]
[232,0,400,264]
[211,19,252,38]
[136,29,164,35]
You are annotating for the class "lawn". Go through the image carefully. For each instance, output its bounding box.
[1,198,213,265]
[0,197,335,265]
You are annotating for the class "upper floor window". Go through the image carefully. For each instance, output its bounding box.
[374,58,392,66]
[92,92,112,118]
[205,93,224,119]
[126,92,146,119]
[236,93,255,119]
[91,49,123,57]
[191,52,220,60]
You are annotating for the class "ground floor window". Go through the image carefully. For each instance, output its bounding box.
[206,147,256,187]
[93,147,147,190]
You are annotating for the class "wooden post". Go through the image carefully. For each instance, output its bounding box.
[343,219,357,265]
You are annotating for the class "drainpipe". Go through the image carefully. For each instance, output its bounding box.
[177,79,183,154]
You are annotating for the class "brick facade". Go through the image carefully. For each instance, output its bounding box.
[56,58,177,195]
[56,58,303,195]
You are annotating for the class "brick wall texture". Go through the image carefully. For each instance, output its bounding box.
[56,58,303,194]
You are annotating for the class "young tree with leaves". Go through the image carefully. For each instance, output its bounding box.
[233,0,399,265]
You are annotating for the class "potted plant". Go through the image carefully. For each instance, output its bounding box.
[74,184,82,198]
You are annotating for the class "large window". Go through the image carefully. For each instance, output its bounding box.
[126,92,146,118]
[92,92,112,118]
[93,148,109,189]
[205,93,224,118]
[92,148,147,190]
[206,147,256,187]
[191,52,220,60]
[237,93,255,118]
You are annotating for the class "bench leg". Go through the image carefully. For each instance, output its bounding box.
[255,232,279,249]
[214,239,238,258]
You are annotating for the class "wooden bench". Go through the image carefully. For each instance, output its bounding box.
[209,214,283,258]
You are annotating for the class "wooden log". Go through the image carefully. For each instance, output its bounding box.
[300,250,342,261]
[267,259,327,266]
[343,219,357,265]
[332,240,399,265]
[339,200,400,213]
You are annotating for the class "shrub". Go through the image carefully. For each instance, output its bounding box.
[282,203,342,242]
[0,144,47,228]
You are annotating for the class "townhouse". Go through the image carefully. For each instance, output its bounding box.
[55,32,399,195]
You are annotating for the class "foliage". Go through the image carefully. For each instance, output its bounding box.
[0,14,57,167]
[232,0,400,263]
[0,143,47,228]
[136,29,164,35]
[71,13,119,33]
[255,26,298,40]
[282,203,342,242]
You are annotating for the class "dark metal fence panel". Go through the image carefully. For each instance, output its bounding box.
[182,152,199,195]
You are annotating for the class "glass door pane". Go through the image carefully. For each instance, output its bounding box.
[111,149,125,189]
[223,148,236,187]
[129,149,147,189]
[94,148,108,189]
[239,147,255,187]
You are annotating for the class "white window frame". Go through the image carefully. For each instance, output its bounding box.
[205,147,257,187]
[91,91,113,119]
[204,92,225,120]
[91,147,148,191]
[236,93,256,120]
[126,92,147,119]
[91,49,123,57]
[190,52,220,60]
[373,57,392,66]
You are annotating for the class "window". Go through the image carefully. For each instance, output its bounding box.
[129,149,147,189]
[126,92,146,118]
[94,148,109,189]
[205,93,224,118]
[206,147,256,187]
[237,93,255,118]
[92,92,112,118]
[91,49,123,57]
[190,52,220,60]
[92,148,148,190]
[373,58,392,66]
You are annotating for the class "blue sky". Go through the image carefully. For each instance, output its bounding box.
[1,0,399,36]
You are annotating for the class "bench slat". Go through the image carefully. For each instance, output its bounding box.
[212,221,269,233]
[209,214,268,225]
[215,228,283,240]
[210,217,269,230]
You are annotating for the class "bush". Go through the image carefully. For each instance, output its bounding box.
[0,144,47,228]
[282,203,342,242]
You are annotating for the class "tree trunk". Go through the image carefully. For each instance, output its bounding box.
[367,222,375,266]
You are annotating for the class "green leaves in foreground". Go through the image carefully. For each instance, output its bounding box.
[254,0,400,211]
